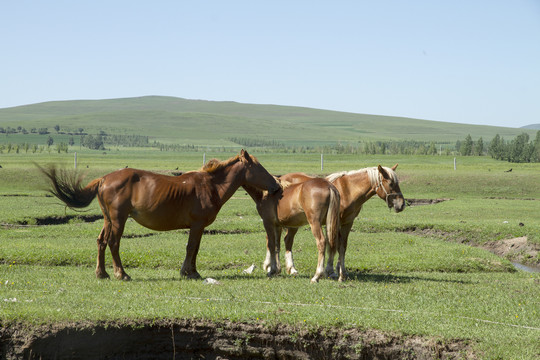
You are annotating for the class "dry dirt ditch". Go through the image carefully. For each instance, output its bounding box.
[0,319,475,360]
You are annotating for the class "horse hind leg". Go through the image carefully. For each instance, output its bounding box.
[325,235,338,280]
[309,222,326,283]
[95,225,110,279]
[106,216,130,281]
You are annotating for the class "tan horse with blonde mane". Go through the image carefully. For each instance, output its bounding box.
[277,164,405,278]
[243,177,342,282]
[40,150,280,280]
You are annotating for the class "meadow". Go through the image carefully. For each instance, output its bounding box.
[1,149,539,359]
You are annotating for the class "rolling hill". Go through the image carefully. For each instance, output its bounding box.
[0,96,535,147]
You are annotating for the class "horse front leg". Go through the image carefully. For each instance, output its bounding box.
[180,223,205,279]
[283,227,299,275]
[337,222,353,282]
[262,233,281,274]
[262,222,281,277]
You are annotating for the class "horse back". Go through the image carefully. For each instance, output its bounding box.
[278,172,315,184]
[99,168,219,230]
[277,177,334,226]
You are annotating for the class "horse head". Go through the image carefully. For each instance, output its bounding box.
[239,149,280,194]
[375,164,405,212]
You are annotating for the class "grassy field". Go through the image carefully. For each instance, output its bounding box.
[0,96,536,146]
[1,150,539,358]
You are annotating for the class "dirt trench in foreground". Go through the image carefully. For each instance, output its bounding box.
[1,319,474,360]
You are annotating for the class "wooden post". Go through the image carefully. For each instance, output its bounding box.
[74,152,77,169]
[321,153,324,171]
[454,157,456,171]
[203,153,206,165]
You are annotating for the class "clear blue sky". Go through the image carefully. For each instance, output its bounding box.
[1,1,539,128]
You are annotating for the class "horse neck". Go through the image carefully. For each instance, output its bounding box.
[210,161,246,206]
[242,184,264,204]
[340,171,377,205]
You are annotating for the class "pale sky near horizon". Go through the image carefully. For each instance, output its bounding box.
[1,1,539,128]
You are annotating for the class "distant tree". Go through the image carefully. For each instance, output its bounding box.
[69,136,75,146]
[532,131,540,162]
[427,142,437,155]
[488,134,504,160]
[475,137,484,156]
[47,136,54,146]
[54,124,60,133]
[509,133,531,163]
[460,134,473,156]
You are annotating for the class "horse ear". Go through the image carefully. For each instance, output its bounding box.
[378,165,391,180]
[240,149,251,163]
[391,163,398,171]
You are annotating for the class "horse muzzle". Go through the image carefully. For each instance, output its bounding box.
[387,193,405,213]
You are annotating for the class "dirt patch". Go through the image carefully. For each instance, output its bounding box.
[0,319,475,360]
[482,237,539,267]
[401,228,540,268]
[406,199,451,207]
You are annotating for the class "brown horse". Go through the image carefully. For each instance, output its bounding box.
[39,150,280,280]
[243,177,342,282]
[278,165,405,278]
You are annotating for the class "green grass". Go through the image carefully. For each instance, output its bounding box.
[1,153,539,358]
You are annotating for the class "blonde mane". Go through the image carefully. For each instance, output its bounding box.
[326,167,398,186]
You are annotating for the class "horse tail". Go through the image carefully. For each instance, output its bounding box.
[39,165,102,210]
[326,185,341,252]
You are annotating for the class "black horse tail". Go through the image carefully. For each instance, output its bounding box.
[39,165,102,210]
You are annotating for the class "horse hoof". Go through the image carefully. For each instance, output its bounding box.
[310,277,320,283]
[96,272,110,279]
[115,273,131,281]
[328,273,339,280]
[288,268,298,276]
[182,271,202,280]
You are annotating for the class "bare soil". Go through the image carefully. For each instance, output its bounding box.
[482,236,539,267]
[0,319,475,360]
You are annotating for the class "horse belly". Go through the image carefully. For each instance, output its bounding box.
[278,211,308,228]
[130,208,192,231]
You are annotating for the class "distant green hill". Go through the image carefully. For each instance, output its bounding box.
[0,96,535,147]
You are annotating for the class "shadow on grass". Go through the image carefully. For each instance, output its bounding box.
[346,270,472,284]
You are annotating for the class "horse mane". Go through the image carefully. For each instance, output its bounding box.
[278,178,292,190]
[201,155,240,173]
[326,167,398,186]
[201,153,261,174]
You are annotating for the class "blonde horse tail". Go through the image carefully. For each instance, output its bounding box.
[39,165,102,210]
[326,185,341,252]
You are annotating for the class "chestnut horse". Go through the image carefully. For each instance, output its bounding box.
[243,177,342,282]
[40,150,280,280]
[277,165,405,279]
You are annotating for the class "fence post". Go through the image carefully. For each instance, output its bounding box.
[454,157,456,171]
[321,153,324,171]
[74,152,77,169]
